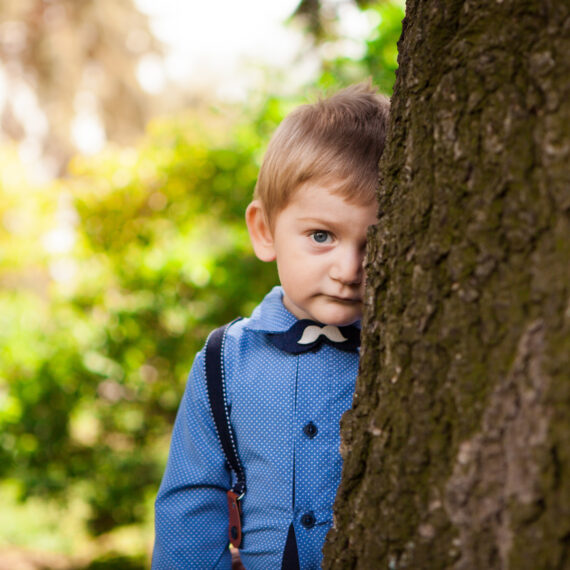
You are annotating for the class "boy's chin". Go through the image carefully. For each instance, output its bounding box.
[283,294,361,326]
[308,306,362,327]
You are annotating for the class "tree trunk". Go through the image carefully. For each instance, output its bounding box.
[323,0,569,568]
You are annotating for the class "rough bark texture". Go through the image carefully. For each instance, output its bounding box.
[323,0,569,568]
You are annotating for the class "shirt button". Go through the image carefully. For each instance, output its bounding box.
[303,421,318,438]
[301,512,316,529]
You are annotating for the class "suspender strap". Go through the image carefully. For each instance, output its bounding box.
[204,319,245,548]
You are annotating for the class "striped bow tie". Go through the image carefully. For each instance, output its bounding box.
[267,319,360,354]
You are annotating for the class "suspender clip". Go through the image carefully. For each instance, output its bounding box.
[227,490,243,548]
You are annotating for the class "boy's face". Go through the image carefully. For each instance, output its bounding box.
[246,183,377,326]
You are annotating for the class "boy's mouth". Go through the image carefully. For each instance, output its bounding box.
[326,295,361,304]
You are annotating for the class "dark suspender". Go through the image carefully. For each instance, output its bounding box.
[204,319,245,548]
[204,319,300,568]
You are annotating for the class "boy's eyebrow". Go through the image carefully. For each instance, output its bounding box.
[297,217,343,231]
[297,216,339,225]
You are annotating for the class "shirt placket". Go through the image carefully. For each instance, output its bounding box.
[292,349,335,569]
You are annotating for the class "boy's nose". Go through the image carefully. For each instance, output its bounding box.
[329,246,363,286]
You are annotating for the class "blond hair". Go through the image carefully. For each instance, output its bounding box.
[254,82,390,226]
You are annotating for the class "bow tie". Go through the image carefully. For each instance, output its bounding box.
[267,320,360,354]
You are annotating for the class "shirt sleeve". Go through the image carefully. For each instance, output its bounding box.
[152,349,232,569]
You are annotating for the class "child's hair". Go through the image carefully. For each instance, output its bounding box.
[254,81,390,226]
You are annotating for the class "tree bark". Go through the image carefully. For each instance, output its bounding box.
[323,0,569,568]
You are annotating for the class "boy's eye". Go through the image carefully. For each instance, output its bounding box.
[311,231,331,244]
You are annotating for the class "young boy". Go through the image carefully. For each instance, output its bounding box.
[153,83,390,569]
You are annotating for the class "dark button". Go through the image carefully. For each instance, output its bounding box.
[301,512,316,529]
[230,526,238,540]
[303,421,318,438]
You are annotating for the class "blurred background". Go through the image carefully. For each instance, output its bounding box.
[0,0,404,567]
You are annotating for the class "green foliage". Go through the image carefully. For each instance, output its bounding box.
[360,1,405,93]
[84,553,147,570]
[0,101,287,539]
[317,0,405,94]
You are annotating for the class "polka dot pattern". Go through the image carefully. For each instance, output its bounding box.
[153,287,358,569]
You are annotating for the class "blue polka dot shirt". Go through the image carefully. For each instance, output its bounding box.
[152,286,359,569]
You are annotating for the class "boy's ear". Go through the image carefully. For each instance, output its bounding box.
[245,200,276,262]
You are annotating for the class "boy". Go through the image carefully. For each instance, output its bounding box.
[153,83,390,569]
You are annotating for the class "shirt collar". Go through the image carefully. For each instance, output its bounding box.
[243,286,361,333]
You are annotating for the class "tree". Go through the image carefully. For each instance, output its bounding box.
[0,0,160,173]
[324,0,569,568]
